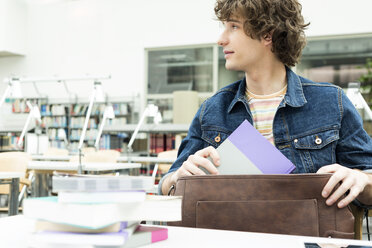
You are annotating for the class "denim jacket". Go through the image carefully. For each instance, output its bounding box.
[167,67,372,176]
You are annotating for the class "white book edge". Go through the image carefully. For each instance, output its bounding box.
[52,175,155,192]
[24,195,182,228]
[58,191,146,204]
[29,223,138,246]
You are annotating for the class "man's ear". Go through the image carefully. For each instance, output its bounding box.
[262,33,273,46]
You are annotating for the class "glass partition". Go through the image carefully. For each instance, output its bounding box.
[147,46,214,94]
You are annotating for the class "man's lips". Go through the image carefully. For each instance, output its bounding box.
[224,50,234,58]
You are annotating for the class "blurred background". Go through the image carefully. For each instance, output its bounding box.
[0,0,371,154]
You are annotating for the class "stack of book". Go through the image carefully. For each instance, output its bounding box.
[24,173,182,247]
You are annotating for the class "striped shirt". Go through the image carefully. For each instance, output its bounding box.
[246,85,287,145]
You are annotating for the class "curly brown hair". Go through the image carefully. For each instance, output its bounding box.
[214,0,309,66]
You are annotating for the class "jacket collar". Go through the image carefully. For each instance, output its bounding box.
[227,66,307,113]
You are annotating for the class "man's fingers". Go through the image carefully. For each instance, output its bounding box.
[337,186,362,208]
[326,177,354,206]
[176,167,192,178]
[208,147,221,166]
[317,164,339,174]
[195,146,220,166]
[321,167,347,198]
[188,154,218,174]
[182,160,207,175]
[195,146,214,157]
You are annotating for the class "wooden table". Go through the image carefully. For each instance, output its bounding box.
[27,161,142,197]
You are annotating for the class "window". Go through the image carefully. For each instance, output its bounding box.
[297,33,372,88]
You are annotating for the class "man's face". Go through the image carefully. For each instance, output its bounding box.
[217,17,267,72]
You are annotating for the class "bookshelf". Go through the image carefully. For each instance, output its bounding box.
[0,99,41,152]
[0,114,37,151]
[40,99,137,153]
[102,123,187,179]
[103,124,188,154]
[41,104,69,150]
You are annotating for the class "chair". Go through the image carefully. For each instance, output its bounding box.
[43,147,69,156]
[157,149,177,175]
[154,150,177,183]
[69,150,121,176]
[82,147,96,155]
[351,170,372,240]
[70,150,120,163]
[0,152,32,213]
[351,200,372,240]
[87,150,120,163]
[69,147,99,163]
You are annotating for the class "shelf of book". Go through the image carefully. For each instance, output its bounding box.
[0,112,39,151]
[0,134,19,151]
[39,100,137,153]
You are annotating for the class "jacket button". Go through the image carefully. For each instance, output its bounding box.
[215,135,221,143]
[315,137,322,145]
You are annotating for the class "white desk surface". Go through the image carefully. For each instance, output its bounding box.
[28,161,141,171]
[117,156,176,163]
[0,172,24,179]
[1,215,372,248]
[32,155,176,164]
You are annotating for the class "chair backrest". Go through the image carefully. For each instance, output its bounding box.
[0,152,30,173]
[85,150,120,163]
[82,147,96,155]
[157,149,177,174]
[0,152,31,194]
[43,147,69,156]
[69,150,120,163]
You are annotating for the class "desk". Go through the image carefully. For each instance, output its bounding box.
[28,161,141,172]
[32,155,176,164]
[31,155,176,177]
[1,215,372,248]
[0,172,23,216]
[28,161,141,197]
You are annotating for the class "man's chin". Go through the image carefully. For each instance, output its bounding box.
[225,63,239,71]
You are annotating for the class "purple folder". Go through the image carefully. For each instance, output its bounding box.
[216,120,295,174]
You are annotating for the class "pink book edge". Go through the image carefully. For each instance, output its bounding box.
[136,226,168,243]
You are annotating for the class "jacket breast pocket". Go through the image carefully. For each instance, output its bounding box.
[201,127,231,148]
[293,129,339,173]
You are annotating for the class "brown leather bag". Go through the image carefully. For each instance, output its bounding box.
[169,174,355,239]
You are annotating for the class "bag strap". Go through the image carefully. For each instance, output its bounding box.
[167,184,176,196]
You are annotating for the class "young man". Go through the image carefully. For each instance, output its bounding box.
[160,0,372,208]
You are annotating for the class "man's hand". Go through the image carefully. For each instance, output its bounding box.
[317,164,370,208]
[169,146,220,183]
[161,146,220,195]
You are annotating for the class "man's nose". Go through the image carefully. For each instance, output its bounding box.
[217,31,228,47]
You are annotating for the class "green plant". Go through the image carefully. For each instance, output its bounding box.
[359,58,372,104]
[359,58,372,83]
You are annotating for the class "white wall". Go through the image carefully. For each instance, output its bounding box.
[0,0,219,101]
[0,0,26,55]
[301,0,372,36]
[0,0,371,101]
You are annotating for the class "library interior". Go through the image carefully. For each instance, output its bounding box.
[0,0,372,247]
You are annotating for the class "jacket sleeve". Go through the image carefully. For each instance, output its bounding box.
[336,88,372,170]
[157,104,208,195]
